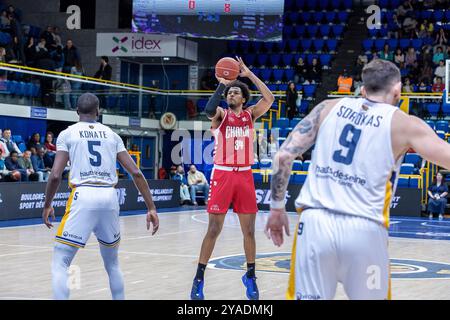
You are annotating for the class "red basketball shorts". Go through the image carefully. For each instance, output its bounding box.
[207,166,258,214]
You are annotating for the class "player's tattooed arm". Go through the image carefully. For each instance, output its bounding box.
[270,99,338,204]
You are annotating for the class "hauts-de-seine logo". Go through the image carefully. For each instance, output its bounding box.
[208,253,450,279]
[112,36,128,53]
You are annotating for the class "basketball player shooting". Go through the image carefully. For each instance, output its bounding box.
[265,59,450,300]
[190,57,274,300]
[42,93,159,300]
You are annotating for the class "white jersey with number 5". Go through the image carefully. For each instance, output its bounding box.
[296,97,403,228]
[56,121,126,187]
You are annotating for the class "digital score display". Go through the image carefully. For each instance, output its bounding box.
[132,0,284,41]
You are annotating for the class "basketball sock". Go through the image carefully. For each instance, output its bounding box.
[52,242,78,300]
[246,263,256,278]
[100,245,125,300]
[195,263,207,281]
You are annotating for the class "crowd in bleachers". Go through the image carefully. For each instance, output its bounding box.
[0,128,55,182]
[353,0,450,93]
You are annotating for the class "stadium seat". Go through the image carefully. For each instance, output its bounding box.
[409,178,419,188]
[434,10,445,22]
[400,164,415,175]
[325,12,336,23]
[300,12,311,24]
[379,0,389,8]
[426,103,440,117]
[312,12,324,24]
[240,41,250,53]
[332,25,344,37]
[299,100,309,114]
[301,39,312,52]
[290,118,302,127]
[306,54,318,65]
[252,160,260,170]
[243,54,256,66]
[196,99,208,112]
[404,153,420,165]
[397,177,409,187]
[294,25,306,38]
[425,120,436,130]
[303,84,317,97]
[399,39,411,50]
[319,0,329,10]
[276,117,290,128]
[270,54,282,67]
[292,160,303,171]
[282,54,294,66]
[18,142,26,153]
[435,120,449,132]
[320,54,332,66]
[284,69,295,81]
[307,25,319,38]
[12,135,23,144]
[326,39,338,52]
[228,41,239,52]
[272,69,284,82]
[337,12,349,23]
[257,54,269,67]
[343,0,352,9]
[313,39,325,52]
[253,172,263,183]
[362,39,373,52]
[368,28,378,38]
[288,40,300,52]
[436,130,446,140]
[263,42,275,52]
[278,84,288,91]
[411,39,423,51]
[260,69,273,81]
[320,25,331,38]
[387,38,398,50]
[374,39,385,51]
[267,84,278,91]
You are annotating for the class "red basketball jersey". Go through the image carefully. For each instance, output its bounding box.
[212,109,255,167]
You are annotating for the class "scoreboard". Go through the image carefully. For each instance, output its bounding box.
[132,0,284,41]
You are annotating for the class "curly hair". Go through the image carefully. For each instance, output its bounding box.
[224,80,251,106]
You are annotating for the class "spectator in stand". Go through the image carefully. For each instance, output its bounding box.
[388,14,401,38]
[419,61,434,84]
[433,47,445,66]
[200,70,218,90]
[7,13,24,64]
[294,57,308,84]
[24,37,36,67]
[397,1,413,19]
[27,133,43,151]
[5,151,28,181]
[187,165,210,206]
[94,56,112,81]
[379,44,393,61]
[418,80,429,93]
[0,10,10,29]
[41,26,55,51]
[18,150,39,181]
[52,26,62,48]
[394,49,405,67]
[402,77,414,93]
[31,147,51,182]
[402,12,418,37]
[353,56,365,79]
[308,58,322,84]
[432,76,445,93]
[434,29,448,50]
[256,133,269,161]
[285,81,298,121]
[0,148,22,182]
[427,172,448,220]
[51,46,65,71]
[35,38,48,61]
[44,132,56,153]
[171,165,191,205]
[63,39,81,73]
[35,49,56,106]
[419,19,434,38]
[70,60,85,109]
[0,128,21,158]
[7,5,20,21]
[434,60,446,82]
[405,47,418,68]
[337,69,353,93]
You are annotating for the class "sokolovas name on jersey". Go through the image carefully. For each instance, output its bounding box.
[337,106,383,128]
[79,130,108,139]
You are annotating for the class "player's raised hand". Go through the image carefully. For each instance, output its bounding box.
[215,74,233,86]
[146,209,159,235]
[43,206,55,229]
[236,56,252,78]
[265,208,290,247]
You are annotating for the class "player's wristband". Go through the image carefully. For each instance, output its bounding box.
[270,199,285,209]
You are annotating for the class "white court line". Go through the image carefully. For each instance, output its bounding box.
[0,248,52,258]
[131,280,145,285]
[0,209,206,230]
[88,288,108,294]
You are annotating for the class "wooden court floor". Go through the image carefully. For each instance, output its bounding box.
[0,209,449,300]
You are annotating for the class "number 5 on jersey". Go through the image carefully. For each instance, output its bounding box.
[88,141,102,166]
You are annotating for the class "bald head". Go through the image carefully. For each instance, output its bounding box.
[77,93,99,116]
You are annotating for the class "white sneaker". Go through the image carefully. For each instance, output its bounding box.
[439,214,444,221]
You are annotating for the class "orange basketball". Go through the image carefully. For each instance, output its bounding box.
[215,57,240,80]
